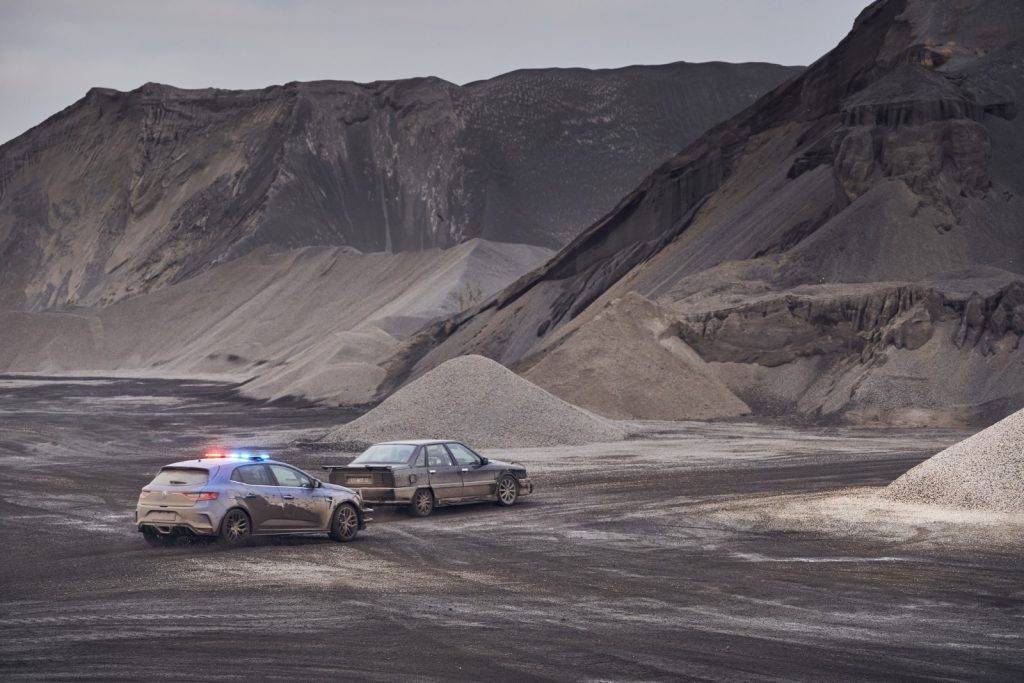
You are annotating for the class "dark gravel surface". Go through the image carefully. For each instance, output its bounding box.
[1,377,1022,681]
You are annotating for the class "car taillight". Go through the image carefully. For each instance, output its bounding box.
[181,492,219,502]
[138,490,156,500]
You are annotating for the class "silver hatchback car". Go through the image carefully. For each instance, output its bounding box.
[136,452,371,546]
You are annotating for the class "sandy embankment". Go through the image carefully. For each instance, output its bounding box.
[0,239,553,405]
[700,407,1024,546]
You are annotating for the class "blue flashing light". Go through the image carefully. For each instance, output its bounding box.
[204,449,268,461]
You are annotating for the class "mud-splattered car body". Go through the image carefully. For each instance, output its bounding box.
[323,440,532,517]
[136,454,370,545]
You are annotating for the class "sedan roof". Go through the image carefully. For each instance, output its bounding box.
[377,439,453,446]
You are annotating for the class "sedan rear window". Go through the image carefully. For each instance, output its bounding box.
[351,444,417,464]
[149,468,208,486]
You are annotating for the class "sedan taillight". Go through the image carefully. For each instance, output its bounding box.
[138,490,156,500]
[184,492,219,502]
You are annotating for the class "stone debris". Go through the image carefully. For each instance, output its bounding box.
[884,407,1024,512]
[324,355,625,449]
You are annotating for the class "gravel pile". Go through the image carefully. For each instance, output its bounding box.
[323,354,625,449]
[884,407,1024,512]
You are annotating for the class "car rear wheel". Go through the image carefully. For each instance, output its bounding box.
[218,509,252,547]
[496,475,519,507]
[329,503,360,542]
[408,488,434,517]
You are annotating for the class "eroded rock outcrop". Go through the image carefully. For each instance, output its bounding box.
[678,281,1024,367]
[380,0,1024,425]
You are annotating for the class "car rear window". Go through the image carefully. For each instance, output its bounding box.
[149,468,209,486]
[351,444,416,464]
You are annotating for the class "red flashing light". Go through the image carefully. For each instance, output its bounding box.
[204,452,227,459]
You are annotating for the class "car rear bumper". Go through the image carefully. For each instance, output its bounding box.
[353,485,418,505]
[135,506,218,536]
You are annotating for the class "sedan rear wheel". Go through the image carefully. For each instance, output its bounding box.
[496,475,519,507]
[218,509,252,547]
[408,488,434,517]
[329,503,360,542]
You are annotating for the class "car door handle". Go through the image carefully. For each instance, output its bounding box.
[282,494,295,500]
[243,494,259,499]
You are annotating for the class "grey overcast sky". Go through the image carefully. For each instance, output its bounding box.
[0,0,869,145]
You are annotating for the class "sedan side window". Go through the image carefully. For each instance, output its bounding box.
[447,443,480,467]
[232,464,274,486]
[269,465,312,488]
[425,444,453,467]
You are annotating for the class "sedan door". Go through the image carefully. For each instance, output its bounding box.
[268,464,330,530]
[446,442,495,499]
[424,444,463,502]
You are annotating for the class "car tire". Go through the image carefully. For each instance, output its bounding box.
[329,503,360,542]
[141,527,174,547]
[218,509,252,547]
[496,475,519,507]
[408,488,434,517]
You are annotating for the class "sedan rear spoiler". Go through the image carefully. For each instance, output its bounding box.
[321,464,394,471]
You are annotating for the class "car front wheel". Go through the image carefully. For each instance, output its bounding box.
[329,503,360,542]
[496,475,519,507]
[218,509,252,547]
[408,489,434,517]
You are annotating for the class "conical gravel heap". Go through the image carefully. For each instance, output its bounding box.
[884,408,1024,512]
[324,355,625,449]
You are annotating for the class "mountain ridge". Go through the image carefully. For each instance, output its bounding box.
[377,0,1024,426]
[0,60,800,310]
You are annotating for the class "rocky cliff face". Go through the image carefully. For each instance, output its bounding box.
[0,61,799,309]
[381,0,1024,425]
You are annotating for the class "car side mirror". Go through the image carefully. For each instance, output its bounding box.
[309,479,321,488]
[479,457,489,466]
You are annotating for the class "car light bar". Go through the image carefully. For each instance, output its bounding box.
[203,451,270,461]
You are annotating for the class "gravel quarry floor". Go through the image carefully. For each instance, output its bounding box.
[1,377,1022,681]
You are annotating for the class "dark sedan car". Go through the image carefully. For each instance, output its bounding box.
[323,440,533,517]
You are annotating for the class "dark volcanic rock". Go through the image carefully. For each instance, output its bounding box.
[0,62,799,309]
[379,0,1024,424]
